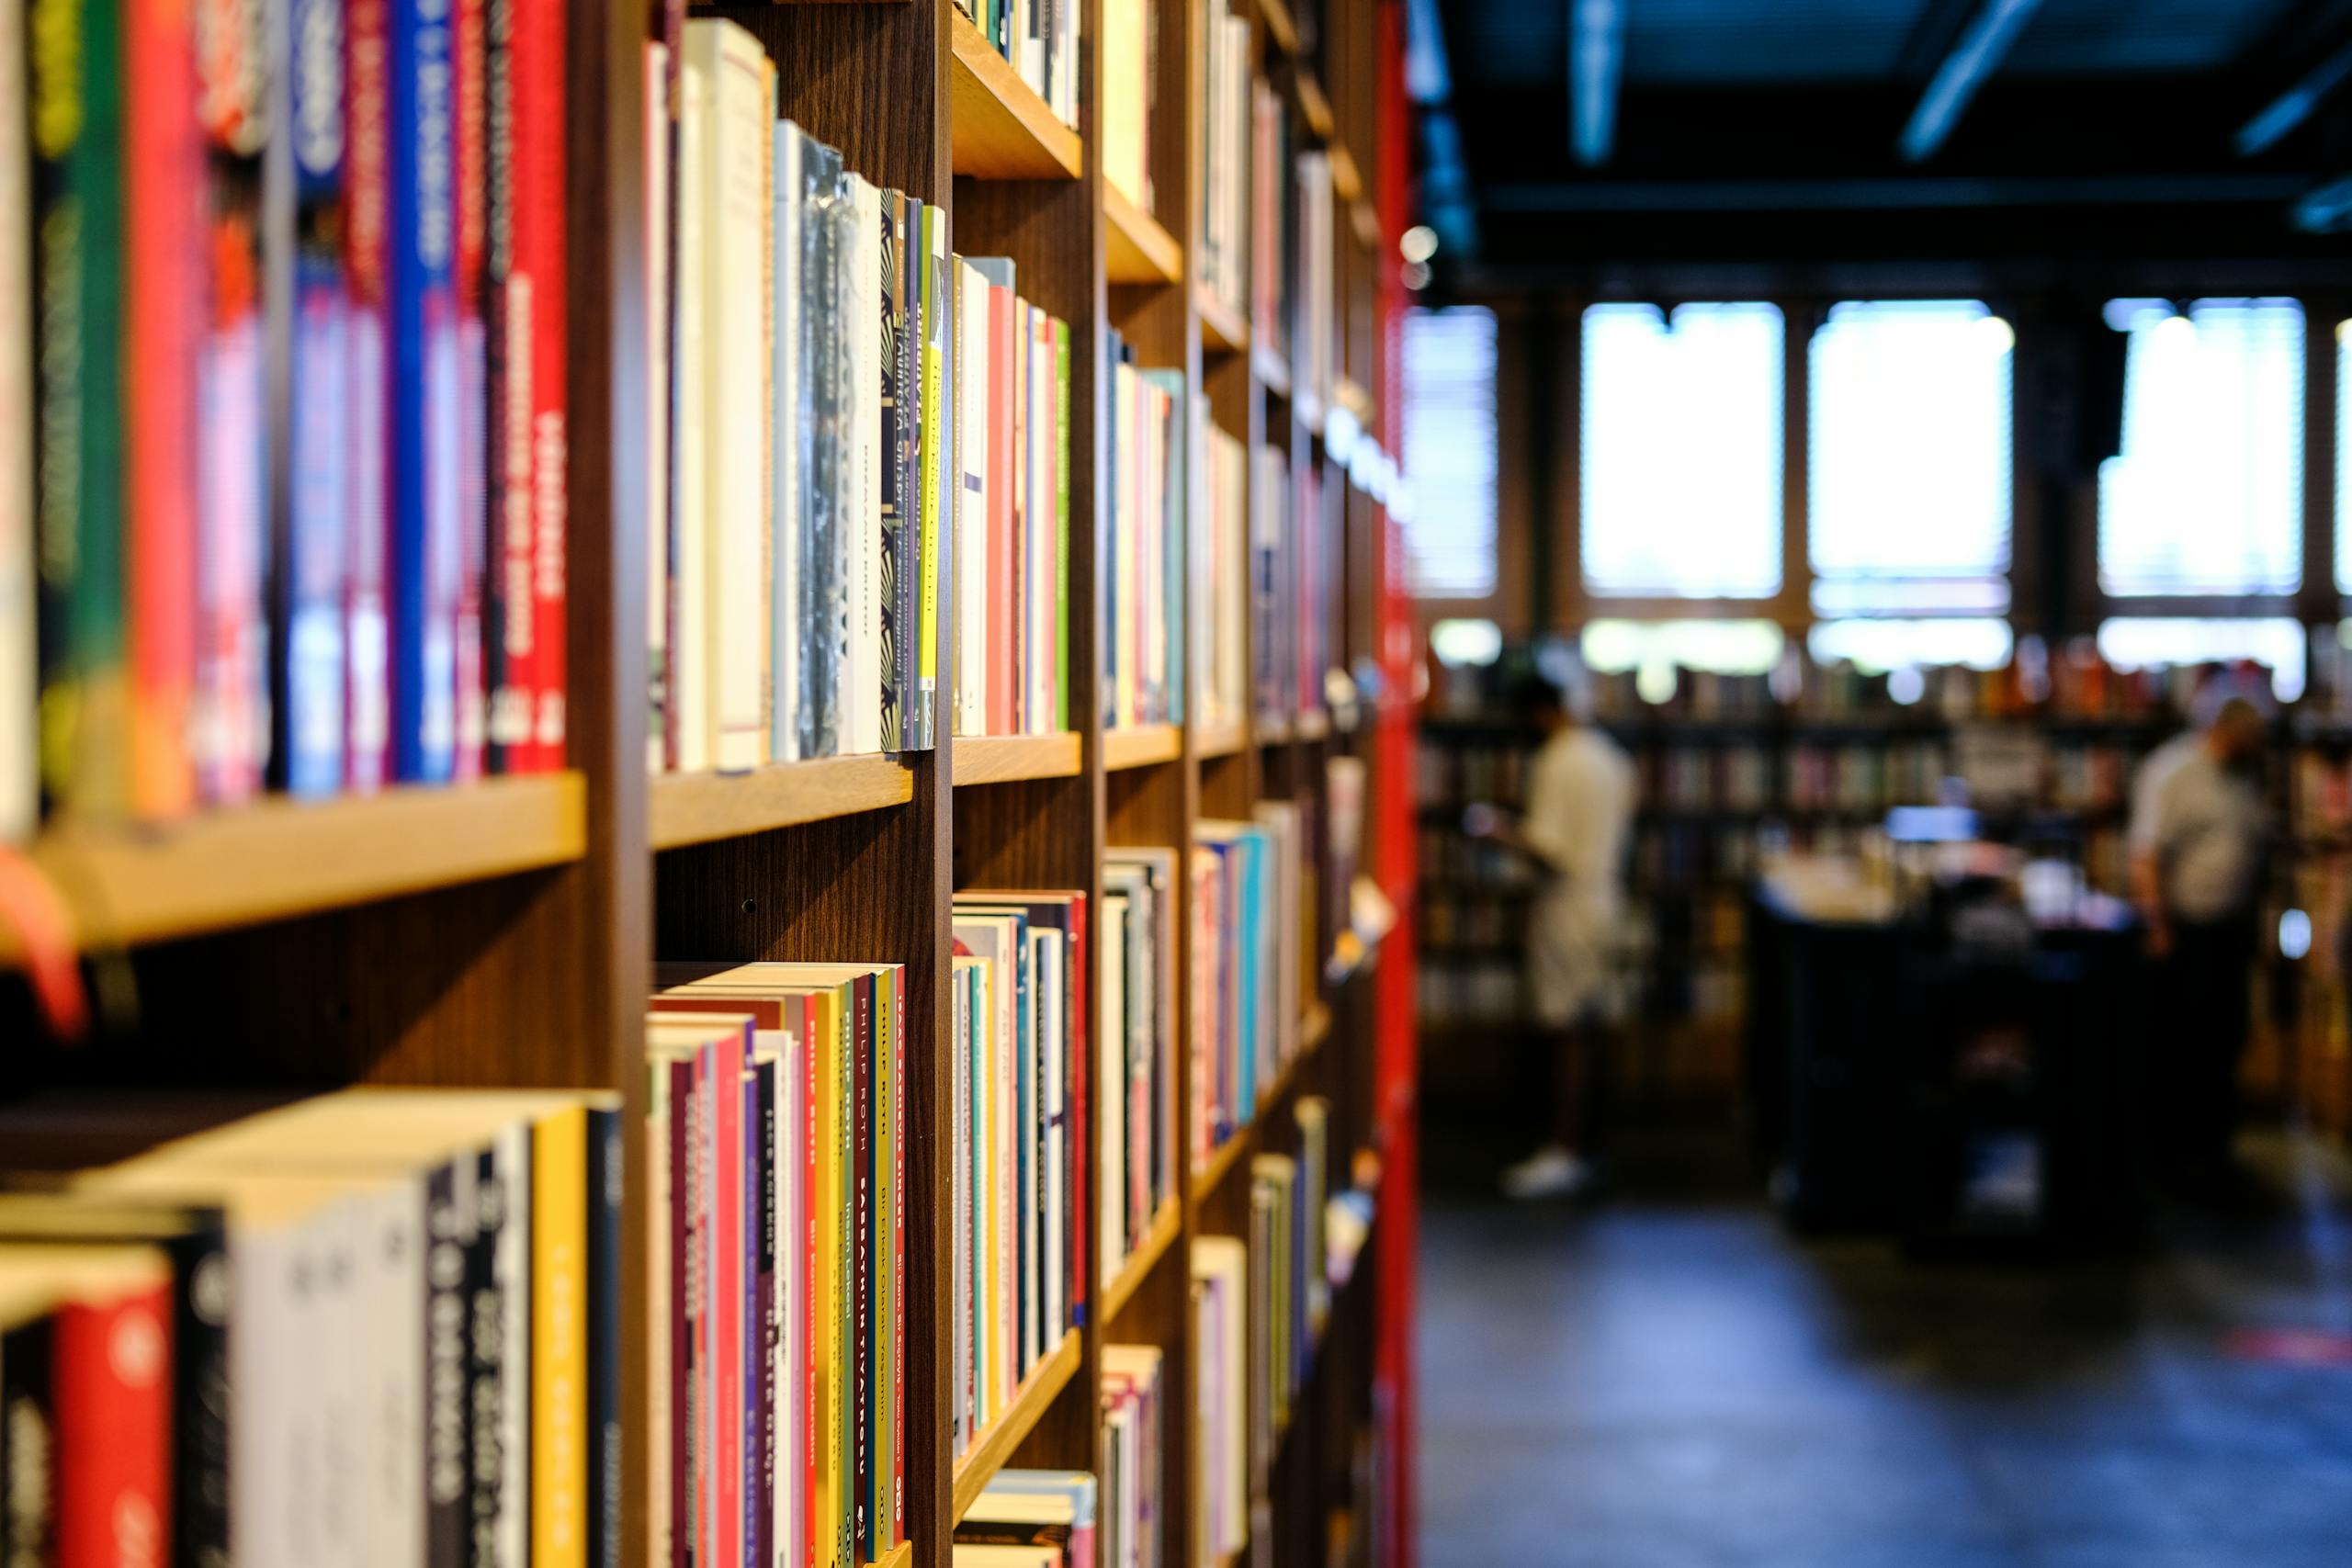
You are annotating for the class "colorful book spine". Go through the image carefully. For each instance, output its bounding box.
[876,193,904,753]
[386,0,461,782]
[452,0,490,779]
[51,1275,174,1568]
[914,205,946,753]
[535,1104,590,1568]
[279,0,352,797]
[345,0,393,788]
[0,0,29,839]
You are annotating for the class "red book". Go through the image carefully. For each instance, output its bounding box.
[716,1018,745,1568]
[517,0,568,772]
[451,0,489,780]
[800,992,818,1568]
[52,1267,174,1568]
[124,0,204,818]
[345,0,394,789]
[987,282,1014,735]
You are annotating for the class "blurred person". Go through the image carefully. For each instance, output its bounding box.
[1464,674,1636,1200]
[2129,690,2269,1185]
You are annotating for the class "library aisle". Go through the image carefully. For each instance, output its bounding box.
[1418,1127,2352,1568]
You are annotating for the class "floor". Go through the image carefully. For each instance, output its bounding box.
[1417,1122,2352,1568]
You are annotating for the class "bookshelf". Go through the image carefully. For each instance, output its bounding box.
[4,0,1419,1565]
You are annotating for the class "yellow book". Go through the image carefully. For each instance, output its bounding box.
[533,1103,588,1568]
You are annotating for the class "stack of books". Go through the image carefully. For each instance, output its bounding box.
[1189,1236,1249,1567]
[647,960,911,1568]
[6,0,571,832]
[1193,426,1251,734]
[1100,1347,1166,1568]
[1197,0,1252,324]
[1101,852,1180,1269]
[953,1470,1101,1568]
[1102,338,1184,731]
[1190,809,1307,1167]
[950,891,1090,1454]
[1101,0,1155,212]
[956,0,1081,132]
[0,1087,621,1567]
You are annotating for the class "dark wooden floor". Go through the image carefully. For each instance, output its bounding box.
[1418,1122,2352,1567]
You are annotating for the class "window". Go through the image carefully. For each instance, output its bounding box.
[2096,617,2305,702]
[1808,618,2013,673]
[2338,321,2352,594]
[1400,306,1498,599]
[1581,619,1785,704]
[1809,301,2012,616]
[2099,298,2304,598]
[1581,302,1783,599]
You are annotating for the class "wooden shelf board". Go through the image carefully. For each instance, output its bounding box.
[1295,71,1337,140]
[948,10,1082,179]
[1302,1001,1332,1049]
[652,755,913,849]
[1189,1019,1322,1201]
[1261,0,1298,55]
[869,1544,914,1568]
[1351,197,1382,252]
[1190,1126,1253,1205]
[1329,143,1363,205]
[1102,1196,1182,1320]
[952,1328,1083,1521]
[952,732,1083,787]
[1197,287,1250,355]
[1257,713,1294,745]
[1105,186,1183,285]
[1252,344,1294,398]
[1103,723,1182,771]
[1195,719,1247,759]
[9,773,587,957]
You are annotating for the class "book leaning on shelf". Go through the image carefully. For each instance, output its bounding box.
[0,1086,621,1568]
[949,891,1090,1459]
[1192,424,1250,734]
[1099,851,1178,1271]
[1102,335,1183,731]
[1189,1237,1247,1568]
[650,18,1072,767]
[1098,1350,1163,1568]
[955,1469,1102,1568]
[1189,808,1307,1168]
[2,0,571,840]
[648,959,910,1568]
[951,0,1080,133]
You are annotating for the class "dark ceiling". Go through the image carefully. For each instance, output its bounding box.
[1419,0,2352,283]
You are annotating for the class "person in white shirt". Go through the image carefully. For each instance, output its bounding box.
[1465,676,1637,1200]
[2129,689,2268,1182]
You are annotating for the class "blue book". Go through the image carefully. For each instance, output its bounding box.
[1235,830,1263,1125]
[280,0,349,796]
[387,0,461,780]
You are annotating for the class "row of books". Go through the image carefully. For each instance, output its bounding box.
[1101,854,1179,1271]
[954,0,1081,133]
[1194,428,1251,733]
[647,960,910,1568]
[1247,82,1293,364]
[954,1470,1102,1568]
[650,22,1072,771]
[1099,1348,1167,1568]
[1103,341,1182,731]
[5,0,571,838]
[950,892,1090,1459]
[1197,0,1252,325]
[0,1087,620,1568]
[1190,807,1309,1169]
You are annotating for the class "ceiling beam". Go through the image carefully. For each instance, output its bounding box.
[2236,35,2352,155]
[1898,0,2046,163]
[1570,0,1626,167]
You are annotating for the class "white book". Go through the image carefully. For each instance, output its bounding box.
[846,174,885,755]
[671,55,710,772]
[688,18,773,773]
[361,1177,430,1568]
[771,122,805,761]
[1099,891,1128,1269]
[229,1208,328,1568]
[954,261,991,735]
[1027,311,1054,732]
[644,41,673,774]
[493,1123,534,1568]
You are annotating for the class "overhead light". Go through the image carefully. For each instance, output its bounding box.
[1401,261,1431,291]
[1400,225,1438,265]
[2154,310,2196,348]
[1977,315,2015,355]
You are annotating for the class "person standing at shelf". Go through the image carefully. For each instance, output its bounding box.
[1464,673,1637,1200]
[2129,689,2269,1188]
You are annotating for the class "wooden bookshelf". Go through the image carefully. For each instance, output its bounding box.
[1197,287,1249,355]
[1329,143,1364,205]
[1102,1196,1183,1319]
[1195,718,1248,758]
[1105,186,1184,284]
[1260,0,1299,56]
[872,1544,916,1568]
[948,10,1084,180]
[650,756,913,849]
[6,773,587,958]
[1103,723,1183,770]
[1295,71,1337,141]
[951,1328,1085,1521]
[1252,344,1295,398]
[951,732,1085,787]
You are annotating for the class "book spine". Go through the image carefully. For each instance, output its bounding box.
[667,1057,693,1568]
[716,1027,744,1568]
[851,975,873,1562]
[740,1062,761,1568]
[345,0,393,789]
[642,41,668,772]
[277,0,351,796]
[451,0,488,778]
[889,968,905,1547]
[1054,318,1069,732]
[755,1057,780,1568]
[481,0,523,769]
[534,1104,589,1568]
[52,1280,174,1568]
[891,195,921,755]
[125,0,202,818]
[387,0,461,782]
[515,0,565,770]
[766,120,799,763]
[801,998,820,1568]
[0,1310,53,1562]
[589,1103,624,1568]
[194,0,273,805]
[834,987,854,1568]
[876,192,902,753]
[700,22,766,775]
[0,0,28,838]
[465,1148,510,1568]
[426,1163,472,1568]
[162,1225,233,1568]
[912,204,944,752]
[986,281,1012,735]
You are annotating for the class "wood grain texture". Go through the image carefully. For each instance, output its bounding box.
[1102,722,1183,770]
[651,756,916,847]
[1197,285,1250,355]
[949,1326,1082,1519]
[1104,186,1184,284]
[947,8,1083,179]
[1194,718,1247,758]
[1101,1194,1182,1320]
[950,732,1084,787]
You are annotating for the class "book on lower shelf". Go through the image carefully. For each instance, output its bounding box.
[951,891,1090,1459]
[1102,338,1184,732]
[1193,423,1250,735]
[954,0,1080,131]
[1100,1348,1165,1568]
[650,959,910,1568]
[1190,808,1309,1168]
[956,1468,1102,1568]
[1190,1236,1248,1567]
[0,1086,622,1568]
[1100,851,1179,1272]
